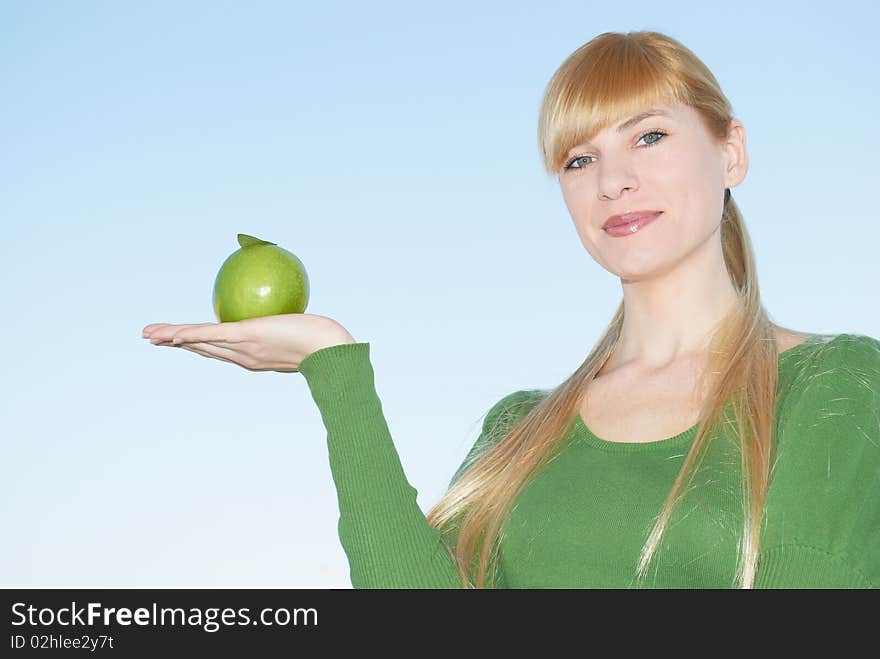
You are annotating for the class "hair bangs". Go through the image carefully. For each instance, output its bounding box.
[539,34,690,175]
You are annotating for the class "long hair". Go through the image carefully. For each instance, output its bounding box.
[426,30,796,589]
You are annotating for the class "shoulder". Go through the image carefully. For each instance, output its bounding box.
[448,389,548,489]
[776,331,880,465]
[482,388,549,436]
[789,333,880,400]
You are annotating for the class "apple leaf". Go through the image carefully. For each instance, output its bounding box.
[237,233,277,248]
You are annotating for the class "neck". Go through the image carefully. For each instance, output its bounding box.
[611,231,740,373]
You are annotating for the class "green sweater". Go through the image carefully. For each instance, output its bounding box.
[298,332,880,588]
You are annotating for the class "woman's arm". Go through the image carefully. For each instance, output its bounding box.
[299,342,526,588]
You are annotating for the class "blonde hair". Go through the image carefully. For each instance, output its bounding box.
[426,30,800,589]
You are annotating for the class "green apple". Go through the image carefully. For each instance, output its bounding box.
[212,233,310,322]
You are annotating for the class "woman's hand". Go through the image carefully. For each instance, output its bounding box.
[141,313,356,373]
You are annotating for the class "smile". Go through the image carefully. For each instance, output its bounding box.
[603,212,663,237]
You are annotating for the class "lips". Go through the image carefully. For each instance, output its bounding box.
[603,210,663,230]
[602,211,664,238]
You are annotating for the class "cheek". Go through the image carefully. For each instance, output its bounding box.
[576,227,602,258]
[560,184,583,219]
[557,191,602,261]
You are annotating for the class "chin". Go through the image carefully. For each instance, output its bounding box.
[605,251,680,281]
[607,231,700,273]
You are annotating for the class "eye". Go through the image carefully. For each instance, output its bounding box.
[637,129,667,148]
[563,129,668,171]
[564,154,596,170]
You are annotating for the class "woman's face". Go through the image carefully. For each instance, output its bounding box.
[558,101,747,281]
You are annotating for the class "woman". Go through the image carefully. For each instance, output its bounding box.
[142,31,880,589]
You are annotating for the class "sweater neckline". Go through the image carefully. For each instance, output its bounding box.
[573,333,826,453]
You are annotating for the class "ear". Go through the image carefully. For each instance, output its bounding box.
[723,117,748,189]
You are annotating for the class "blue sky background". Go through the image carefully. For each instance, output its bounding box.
[2,0,877,588]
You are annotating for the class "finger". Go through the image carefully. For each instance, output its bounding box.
[170,324,238,345]
[142,323,167,337]
[148,337,242,352]
[179,342,255,369]
[145,323,220,342]
[175,343,235,364]
[143,323,187,340]
[179,341,244,361]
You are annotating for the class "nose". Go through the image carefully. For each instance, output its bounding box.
[596,162,638,201]
[599,183,636,201]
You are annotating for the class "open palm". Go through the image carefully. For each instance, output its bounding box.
[141,313,355,373]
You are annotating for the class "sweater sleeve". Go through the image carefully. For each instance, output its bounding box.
[756,333,880,588]
[298,341,536,589]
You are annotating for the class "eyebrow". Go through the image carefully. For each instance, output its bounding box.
[568,108,672,154]
[615,108,671,133]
